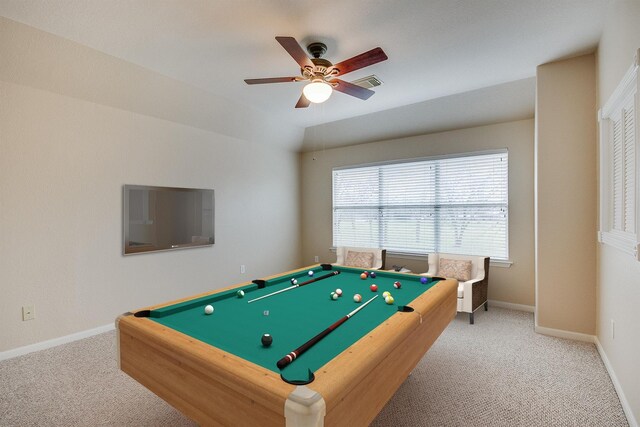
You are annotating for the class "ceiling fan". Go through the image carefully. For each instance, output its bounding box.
[244,36,388,108]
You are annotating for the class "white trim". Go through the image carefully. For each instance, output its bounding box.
[594,337,639,427]
[490,259,513,268]
[488,299,535,313]
[598,50,640,261]
[0,323,115,362]
[534,325,595,343]
[601,53,639,117]
[601,231,640,259]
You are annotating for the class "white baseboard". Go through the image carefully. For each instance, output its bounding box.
[0,323,115,362]
[595,337,639,427]
[534,324,595,343]
[488,299,535,313]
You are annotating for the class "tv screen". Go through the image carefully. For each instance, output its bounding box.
[123,185,215,255]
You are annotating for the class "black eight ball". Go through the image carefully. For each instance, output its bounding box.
[261,333,273,347]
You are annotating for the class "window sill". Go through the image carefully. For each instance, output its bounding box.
[598,231,640,260]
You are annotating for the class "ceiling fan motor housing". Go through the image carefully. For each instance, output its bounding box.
[307,42,327,58]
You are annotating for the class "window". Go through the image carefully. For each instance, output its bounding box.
[333,150,509,260]
[599,50,640,260]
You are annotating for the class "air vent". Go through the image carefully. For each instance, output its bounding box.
[351,75,383,89]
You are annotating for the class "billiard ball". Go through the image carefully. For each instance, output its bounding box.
[335,288,343,297]
[261,333,273,347]
[237,290,245,298]
[385,295,395,305]
[353,294,362,303]
[308,270,314,276]
[204,305,214,315]
[382,291,391,298]
[370,272,376,278]
[370,284,378,292]
[330,291,339,300]
[291,278,298,285]
[393,281,402,289]
[420,277,428,284]
[363,271,369,277]
[360,273,367,279]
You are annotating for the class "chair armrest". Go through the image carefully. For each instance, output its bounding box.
[466,276,484,286]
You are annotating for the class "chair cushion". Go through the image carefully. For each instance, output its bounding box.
[345,251,374,268]
[439,258,472,281]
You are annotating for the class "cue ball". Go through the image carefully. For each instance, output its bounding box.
[353,294,362,303]
[291,278,298,285]
[261,334,273,347]
[370,284,378,292]
[370,272,376,278]
[237,290,245,298]
[308,270,314,276]
[204,305,214,315]
[335,288,343,296]
[420,277,428,284]
[393,281,402,289]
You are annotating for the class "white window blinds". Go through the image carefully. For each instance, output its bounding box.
[333,151,509,260]
[599,49,639,260]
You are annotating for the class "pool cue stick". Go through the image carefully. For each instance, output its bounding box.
[247,270,341,304]
[276,294,379,369]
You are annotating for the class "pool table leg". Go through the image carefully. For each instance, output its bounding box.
[284,385,326,427]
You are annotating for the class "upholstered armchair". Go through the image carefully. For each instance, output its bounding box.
[422,253,490,324]
[334,247,386,270]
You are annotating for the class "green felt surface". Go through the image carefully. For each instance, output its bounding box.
[148,265,438,381]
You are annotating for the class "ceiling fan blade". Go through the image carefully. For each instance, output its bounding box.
[332,79,375,100]
[244,77,298,85]
[295,93,311,108]
[329,47,388,76]
[276,36,314,69]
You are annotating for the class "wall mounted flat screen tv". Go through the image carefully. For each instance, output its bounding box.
[123,185,214,255]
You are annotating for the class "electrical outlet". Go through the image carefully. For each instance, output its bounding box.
[314,256,319,263]
[22,305,35,321]
[611,319,615,339]
[240,265,246,274]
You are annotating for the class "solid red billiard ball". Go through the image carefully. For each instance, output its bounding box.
[370,284,378,292]
[393,281,402,289]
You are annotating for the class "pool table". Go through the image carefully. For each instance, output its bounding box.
[116,264,457,426]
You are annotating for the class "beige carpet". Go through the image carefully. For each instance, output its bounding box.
[0,307,628,426]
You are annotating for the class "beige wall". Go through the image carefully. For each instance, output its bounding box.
[596,0,640,422]
[0,19,302,352]
[535,54,597,335]
[300,119,535,307]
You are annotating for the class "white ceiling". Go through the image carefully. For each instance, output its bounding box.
[0,0,608,130]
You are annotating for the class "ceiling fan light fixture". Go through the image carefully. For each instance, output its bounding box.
[303,80,332,104]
